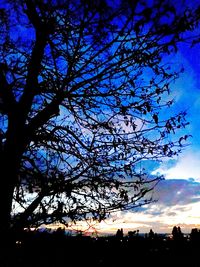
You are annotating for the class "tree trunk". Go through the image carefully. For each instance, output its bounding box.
[0,147,19,265]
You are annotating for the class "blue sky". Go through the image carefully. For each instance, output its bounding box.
[47,3,200,235]
[68,36,200,235]
[103,41,200,234]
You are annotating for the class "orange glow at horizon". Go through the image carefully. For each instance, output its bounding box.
[41,201,200,235]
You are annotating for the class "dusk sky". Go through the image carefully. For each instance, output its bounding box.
[25,2,200,235]
[88,38,200,235]
[66,20,200,235]
[2,0,200,236]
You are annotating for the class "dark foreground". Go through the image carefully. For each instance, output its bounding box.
[4,230,200,267]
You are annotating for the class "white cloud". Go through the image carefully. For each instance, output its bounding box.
[64,177,200,234]
[152,150,200,182]
[93,201,200,234]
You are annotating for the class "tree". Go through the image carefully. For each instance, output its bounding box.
[0,0,199,241]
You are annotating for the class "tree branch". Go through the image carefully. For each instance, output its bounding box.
[0,63,17,115]
[19,1,51,121]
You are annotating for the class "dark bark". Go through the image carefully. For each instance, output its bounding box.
[0,151,18,265]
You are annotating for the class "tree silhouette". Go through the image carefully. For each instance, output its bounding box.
[0,0,199,242]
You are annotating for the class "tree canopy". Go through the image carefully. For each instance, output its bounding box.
[0,0,199,233]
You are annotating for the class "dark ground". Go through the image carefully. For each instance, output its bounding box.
[4,229,200,267]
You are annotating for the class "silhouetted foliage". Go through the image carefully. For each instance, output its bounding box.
[116,228,124,239]
[0,0,200,243]
[190,228,200,243]
[172,226,184,241]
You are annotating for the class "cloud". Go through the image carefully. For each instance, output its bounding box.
[97,201,200,234]
[152,150,200,182]
[153,179,200,206]
[69,177,200,234]
[97,178,200,234]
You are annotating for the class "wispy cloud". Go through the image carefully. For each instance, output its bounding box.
[152,150,200,182]
[95,203,200,234]
[94,178,200,234]
[99,202,200,234]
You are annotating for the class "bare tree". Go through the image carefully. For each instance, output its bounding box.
[0,0,199,240]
